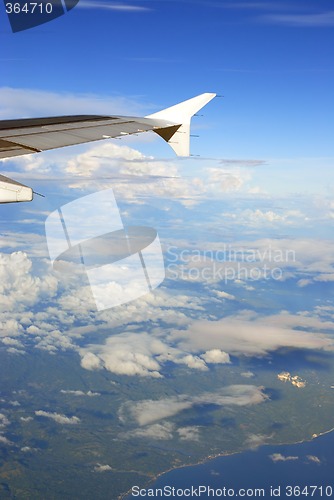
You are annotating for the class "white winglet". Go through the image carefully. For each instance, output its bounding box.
[146,92,216,156]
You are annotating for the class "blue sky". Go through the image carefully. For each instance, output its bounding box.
[1,0,334,161]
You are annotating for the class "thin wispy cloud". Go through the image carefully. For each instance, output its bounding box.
[220,2,286,10]
[78,1,151,12]
[261,11,334,27]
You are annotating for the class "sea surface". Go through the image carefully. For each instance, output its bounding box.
[125,430,334,498]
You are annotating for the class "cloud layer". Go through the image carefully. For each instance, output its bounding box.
[170,311,334,357]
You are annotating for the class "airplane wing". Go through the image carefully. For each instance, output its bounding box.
[0,115,165,160]
[0,92,216,203]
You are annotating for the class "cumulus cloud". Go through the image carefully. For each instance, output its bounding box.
[121,385,267,426]
[80,329,216,378]
[63,142,208,207]
[206,167,251,193]
[9,400,20,407]
[269,453,299,462]
[0,413,10,428]
[6,347,26,355]
[21,446,36,453]
[80,352,103,371]
[175,354,208,371]
[20,416,33,422]
[60,390,100,397]
[35,411,80,425]
[177,426,201,441]
[126,422,175,440]
[0,435,13,445]
[0,261,207,361]
[201,349,231,364]
[214,290,236,300]
[93,463,112,472]
[221,208,306,227]
[1,337,23,347]
[297,279,312,288]
[0,319,23,338]
[0,251,57,314]
[80,332,164,378]
[246,433,272,449]
[307,455,322,464]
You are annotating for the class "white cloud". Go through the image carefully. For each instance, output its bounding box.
[93,463,112,472]
[0,251,57,314]
[9,400,20,407]
[0,87,146,120]
[0,319,23,338]
[0,435,13,446]
[80,332,164,378]
[297,279,312,287]
[262,12,334,27]
[0,413,10,428]
[177,426,201,441]
[201,349,231,364]
[307,455,322,464]
[121,385,267,426]
[246,433,272,449]
[21,446,36,453]
[80,327,217,378]
[20,416,33,422]
[167,237,334,287]
[124,397,192,426]
[80,352,103,371]
[170,311,334,357]
[221,208,306,227]
[269,453,299,462]
[241,371,255,378]
[6,347,26,355]
[206,167,251,193]
[214,290,236,300]
[126,422,175,440]
[78,1,151,12]
[315,274,334,282]
[35,410,80,425]
[1,337,23,347]
[63,142,207,207]
[176,354,208,371]
[60,389,100,397]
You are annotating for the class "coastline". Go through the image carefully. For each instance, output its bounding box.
[120,426,334,499]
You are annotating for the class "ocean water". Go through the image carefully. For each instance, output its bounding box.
[126,430,334,498]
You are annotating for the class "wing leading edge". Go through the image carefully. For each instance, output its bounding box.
[0,92,216,203]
